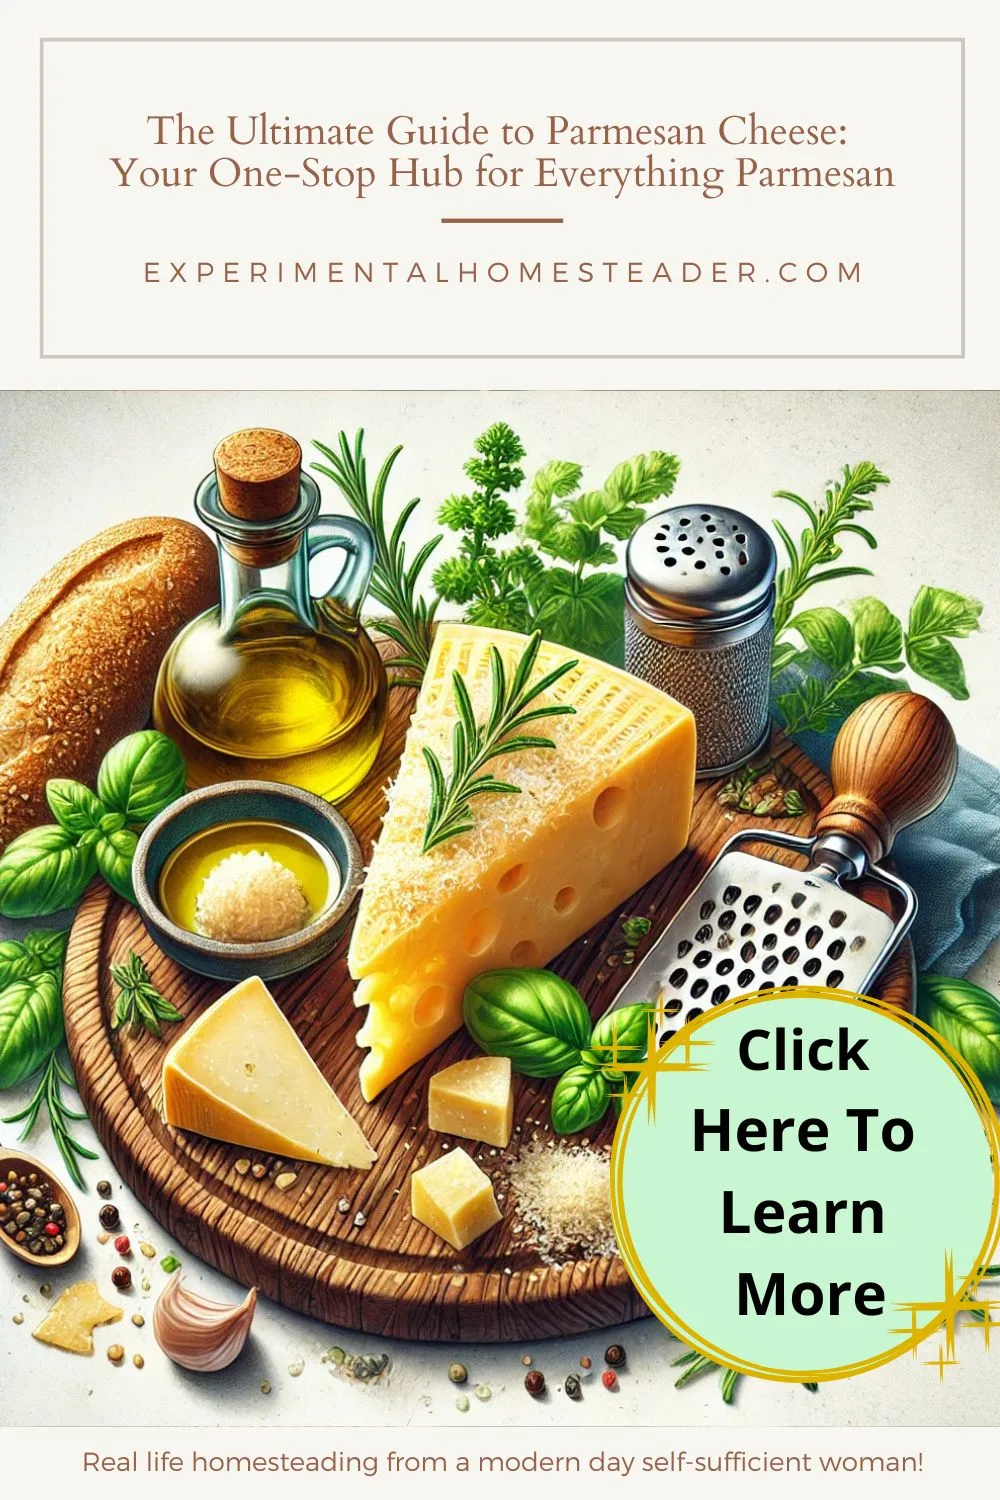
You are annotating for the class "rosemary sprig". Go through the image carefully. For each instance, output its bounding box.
[111,951,183,1037]
[771,461,890,642]
[312,430,442,690]
[671,1348,817,1404]
[2,1048,98,1190]
[422,631,577,854]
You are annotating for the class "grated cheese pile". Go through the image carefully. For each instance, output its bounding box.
[195,850,310,943]
[507,1142,618,1265]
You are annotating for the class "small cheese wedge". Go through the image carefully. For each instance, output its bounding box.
[350,623,696,1098]
[428,1055,513,1148]
[410,1147,502,1251]
[162,975,376,1169]
[33,1281,122,1356]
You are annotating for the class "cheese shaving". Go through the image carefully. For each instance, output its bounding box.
[195,850,310,943]
[507,1142,618,1265]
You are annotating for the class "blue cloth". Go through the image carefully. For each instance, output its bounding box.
[777,719,1000,978]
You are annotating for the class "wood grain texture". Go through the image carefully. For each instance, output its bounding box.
[63,653,915,1343]
[815,692,958,863]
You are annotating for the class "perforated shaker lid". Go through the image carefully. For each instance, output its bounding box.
[625,505,776,626]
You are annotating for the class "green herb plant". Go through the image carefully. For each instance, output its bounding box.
[0,929,97,1188]
[917,973,1000,1107]
[463,967,651,1135]
[0,730,186,918]
[312,430,442,689]
[434,422,681,663]
[771,464,982,733]
[111,951,184,1038]
[421,630,577,854]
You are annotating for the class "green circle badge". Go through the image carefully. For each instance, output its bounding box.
[611,988,1000,1381]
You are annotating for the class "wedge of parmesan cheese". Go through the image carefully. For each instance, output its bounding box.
[349,623,696,1099]
[162,976,376,1169]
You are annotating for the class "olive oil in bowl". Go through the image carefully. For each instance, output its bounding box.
[159,820,339,937]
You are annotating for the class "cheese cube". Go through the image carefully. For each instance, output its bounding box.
[428,1056,513,1148]
[410,1147,502,1251]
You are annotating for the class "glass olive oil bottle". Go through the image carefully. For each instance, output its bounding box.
[154,428,388,802]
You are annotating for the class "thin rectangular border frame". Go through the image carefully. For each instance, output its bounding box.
[38,35,966,360]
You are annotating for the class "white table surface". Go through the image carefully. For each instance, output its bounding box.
[1,389,998,1428]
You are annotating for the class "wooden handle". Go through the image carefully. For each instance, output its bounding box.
[813,692,957,863]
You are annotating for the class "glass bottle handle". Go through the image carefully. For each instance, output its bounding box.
[306,515,375,619]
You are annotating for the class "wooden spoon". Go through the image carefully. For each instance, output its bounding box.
[0,1148,81,1269]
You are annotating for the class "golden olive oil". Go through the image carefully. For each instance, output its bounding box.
[158,819,338,936]
[154,601,388,802]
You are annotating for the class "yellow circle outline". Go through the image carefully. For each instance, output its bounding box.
[610,985,1000,1383]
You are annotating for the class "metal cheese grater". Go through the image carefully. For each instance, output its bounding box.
[606,692,957,1044]
[624,505,777,777]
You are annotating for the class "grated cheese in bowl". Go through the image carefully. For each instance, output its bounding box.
[195,850,311,943]
[506,1142,618,1266]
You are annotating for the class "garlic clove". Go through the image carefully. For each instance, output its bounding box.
[153,1270,257,1373]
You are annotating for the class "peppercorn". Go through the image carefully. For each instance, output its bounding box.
[604,1343,626,1368]
[448,1362,468,1385]
[99,1203,120,1230]
[564,1373,582,1400]
[524,1369,546,1397]
[114,1235,131,1255]
[601,1369,618,1391]
[44,1222,59,1237]
[96,1180,113,1199]
[107,1344,125,1365]
[112,1265,132,1291]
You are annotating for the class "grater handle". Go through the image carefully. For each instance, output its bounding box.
[814,692,957,863]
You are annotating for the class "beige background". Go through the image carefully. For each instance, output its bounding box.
[1,388,998,1428]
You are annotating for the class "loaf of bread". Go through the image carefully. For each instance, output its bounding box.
[0,517,218,851]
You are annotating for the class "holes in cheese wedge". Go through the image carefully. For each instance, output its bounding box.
[497,862,528,895]
[413,985,448,1028]
[510,939,539,966]
[593,785,627,829]
[462,907,501,957]
[554,886,579,914]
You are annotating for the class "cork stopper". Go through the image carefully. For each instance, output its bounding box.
[214,428,302,520]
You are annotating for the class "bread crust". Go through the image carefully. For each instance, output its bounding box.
[0,517,218,850]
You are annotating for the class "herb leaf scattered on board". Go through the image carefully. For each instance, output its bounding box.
[421,631,577,854]
[111,951,183,1038]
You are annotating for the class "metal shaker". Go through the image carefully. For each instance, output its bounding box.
[624,505,777,778]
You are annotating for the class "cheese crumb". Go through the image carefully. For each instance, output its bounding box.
[506,1143,617,1265]
[195,851,310,943]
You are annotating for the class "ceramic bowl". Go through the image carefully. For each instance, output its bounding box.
[133,781,363,982]
[0,1148,81,1269]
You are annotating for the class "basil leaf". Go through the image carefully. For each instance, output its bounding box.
[0,826,97,918]
[551,1064,610,1135]
[96,730,186,825]
[46,779,106,837]
[918,973,1000,1106]
[590,1003,653,1071]
[0,930,68,990]
[905,586,983,700]
[850,597,904,672]
[95,827,140,904]
[906,633,970,700]
[601,451,680,513]
[787,607,855,673]
[0,970,63,1089]
[463,969,591,1077]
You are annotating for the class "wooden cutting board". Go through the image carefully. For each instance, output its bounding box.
[63,652,914,1343]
